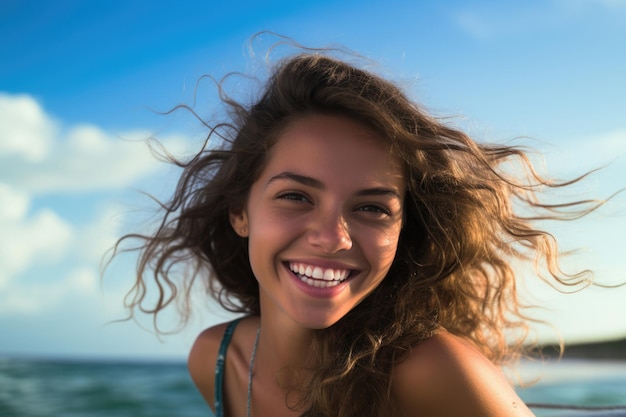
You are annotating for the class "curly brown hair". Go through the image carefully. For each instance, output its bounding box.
[112,51,603,416]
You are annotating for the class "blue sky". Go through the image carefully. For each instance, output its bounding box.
[1,0,625,360]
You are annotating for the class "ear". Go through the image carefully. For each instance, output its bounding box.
[229,208,249,237]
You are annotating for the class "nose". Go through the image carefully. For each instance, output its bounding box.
[307,209,353,253]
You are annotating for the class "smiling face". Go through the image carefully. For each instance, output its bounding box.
[230,114,405,329]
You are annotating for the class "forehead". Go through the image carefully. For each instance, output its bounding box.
[261,114,405,191]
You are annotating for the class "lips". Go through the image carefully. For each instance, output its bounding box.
[288,262,351,288]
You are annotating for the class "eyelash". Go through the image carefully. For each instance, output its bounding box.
[277,192,391,216]
[276,191,311,203]
[357,204,391,216]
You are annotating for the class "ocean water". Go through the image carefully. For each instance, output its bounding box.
[1,357,625,417]
[514,360,626,416]
[0,357,206,417]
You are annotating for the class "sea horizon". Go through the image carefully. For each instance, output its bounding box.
[1,354,625,417]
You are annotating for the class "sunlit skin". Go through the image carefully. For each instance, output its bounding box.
[190,114,535,416]
[230,114,405,330]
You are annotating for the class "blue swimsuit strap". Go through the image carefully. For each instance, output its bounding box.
[214,318,242,417]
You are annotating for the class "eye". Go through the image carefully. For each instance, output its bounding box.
[356,204,391,216]
[276,191,311,203]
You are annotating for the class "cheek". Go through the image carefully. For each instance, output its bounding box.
[246,212,298,269]
[370,226,403,271]
[380,241,400,270]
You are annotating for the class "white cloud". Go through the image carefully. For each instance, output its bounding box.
[66,267,99,295]
[76,204,128,264]
[0,180,118,315]
[0,199,128,316]
[0,93,192,317]
[0,92,190,194]
[0,182,29,221]
[0,182,73,289]
[0,93,57,162]
[0,267,99,315]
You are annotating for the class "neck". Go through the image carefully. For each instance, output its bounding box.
[246,298,317,415]
[259,309,316,371]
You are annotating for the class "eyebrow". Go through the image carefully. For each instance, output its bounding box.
[267,171,402,200]
[268,172,323,189]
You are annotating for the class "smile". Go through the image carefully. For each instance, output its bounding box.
[288,262,351,288]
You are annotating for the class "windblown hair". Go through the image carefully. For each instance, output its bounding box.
[113,51,601,416]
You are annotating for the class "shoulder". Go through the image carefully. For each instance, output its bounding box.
[392,330,534,417]
[187,321,232,408]
[188,317,260,409]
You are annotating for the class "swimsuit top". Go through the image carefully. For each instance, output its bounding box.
[214,318,242,417]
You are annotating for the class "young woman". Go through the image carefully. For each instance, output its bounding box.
[116,51,602,416]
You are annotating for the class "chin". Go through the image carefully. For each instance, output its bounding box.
[291,309,351,330]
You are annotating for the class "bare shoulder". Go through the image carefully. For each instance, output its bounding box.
[187,321,232,409]
[392,331,535,417]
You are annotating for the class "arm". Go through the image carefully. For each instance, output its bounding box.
[392,331,535,417]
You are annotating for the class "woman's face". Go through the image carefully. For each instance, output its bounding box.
[230,114,405,329]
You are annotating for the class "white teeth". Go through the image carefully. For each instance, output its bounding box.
[302,277,342,288]
[288,262,351,286]
[335,269,348,280]
[312,267,323,279]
